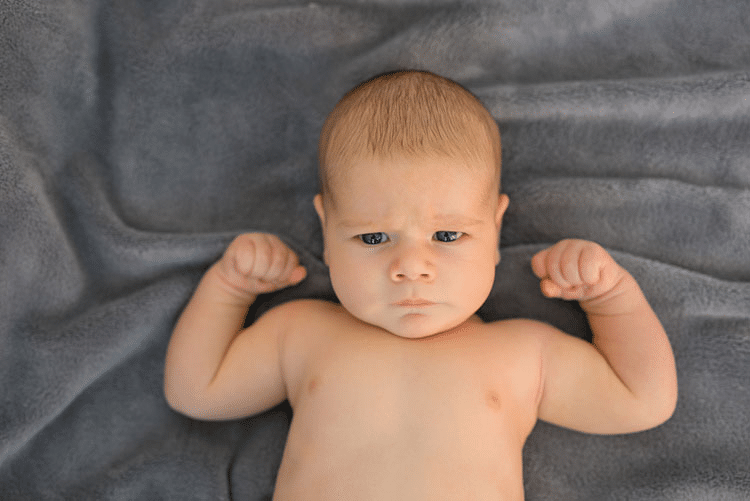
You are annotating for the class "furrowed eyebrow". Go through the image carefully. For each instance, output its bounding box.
[337,220,376,229]
[432,215,484,227]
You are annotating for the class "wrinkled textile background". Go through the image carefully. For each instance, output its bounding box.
[2,1,749,499]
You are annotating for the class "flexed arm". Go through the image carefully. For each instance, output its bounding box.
[164,233,306,420]
[531,239,677,434]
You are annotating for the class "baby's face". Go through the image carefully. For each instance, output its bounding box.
[315,154,508,339]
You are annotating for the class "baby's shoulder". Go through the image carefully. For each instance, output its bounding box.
[260,298,352,336]
[266,297,336,314]
[491,317,562,331]
[262,299,352,395]
[481,317,568,348]
[276,297,351,317]
[262,297,340,324]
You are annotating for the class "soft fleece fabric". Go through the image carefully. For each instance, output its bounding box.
[1,1,749,499]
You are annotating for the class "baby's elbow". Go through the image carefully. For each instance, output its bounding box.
[165,391,211,420]
[656,384,678,426]
[163,378,209,420]
[638,385,678,432]
[164,381,190,416]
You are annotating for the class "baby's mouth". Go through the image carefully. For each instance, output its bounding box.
[393,299,435,307]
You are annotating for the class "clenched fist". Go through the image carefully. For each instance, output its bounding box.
[216,233,307,297]
[531,239,625,305]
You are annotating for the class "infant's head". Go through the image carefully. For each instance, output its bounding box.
[314,70,508,338]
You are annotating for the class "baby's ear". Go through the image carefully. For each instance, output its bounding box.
[495,194,509,265]
[313,194,329,266]
[496,194,510,229]
[313,194,326,226]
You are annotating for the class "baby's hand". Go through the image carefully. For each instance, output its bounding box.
[531,239,625,305]
[216,233,307,297]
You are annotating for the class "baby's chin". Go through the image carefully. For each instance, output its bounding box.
[364,312,478,340]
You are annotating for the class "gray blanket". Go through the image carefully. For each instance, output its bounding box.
[2,1,749,499]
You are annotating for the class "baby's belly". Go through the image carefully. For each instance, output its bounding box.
[273,388,527,500]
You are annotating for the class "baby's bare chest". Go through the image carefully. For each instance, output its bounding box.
[287,328,540,449]
[275,329,539,499]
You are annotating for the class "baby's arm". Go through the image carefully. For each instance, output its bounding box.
[164,233,306,420]
[531,239,677,434]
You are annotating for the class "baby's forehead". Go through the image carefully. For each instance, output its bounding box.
[325,152,499,210]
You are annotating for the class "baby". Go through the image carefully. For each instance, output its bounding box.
[164,70,677,500]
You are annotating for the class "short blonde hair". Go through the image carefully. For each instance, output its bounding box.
[318,70,501,204]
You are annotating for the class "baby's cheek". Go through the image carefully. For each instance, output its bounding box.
[456,261,495,310]
[330,264,378,316]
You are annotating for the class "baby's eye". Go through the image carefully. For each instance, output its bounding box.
[359,233,389,245]
[434,231,463,243]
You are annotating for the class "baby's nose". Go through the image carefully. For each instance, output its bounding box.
[389,245,435,282]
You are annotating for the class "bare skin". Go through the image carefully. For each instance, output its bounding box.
[271,302,537,501]
[164,155,677,500]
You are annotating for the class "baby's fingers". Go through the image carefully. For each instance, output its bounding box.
[271,242,306,286]
[531,248,550,279]
[538,240,578,289]
[579,243,605,285]
[539,278,564,298]
[532,240,603,299]
[253,234,303,285]
[532,245,570,298]
[223,233,306,293]
[286,264,307,285]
